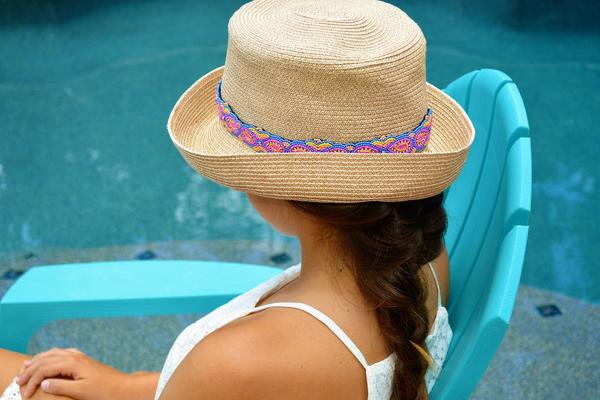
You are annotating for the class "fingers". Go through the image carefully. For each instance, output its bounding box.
[29,347,83,365]
[18,358,33,377]
[21,356,78,399]
[18,352,50,384]
[65,348,85,355]
[15,347,88,399]
[19,348,71,375]
[18,348,84,382]
[26,347,61,365]
[40,378,83,399]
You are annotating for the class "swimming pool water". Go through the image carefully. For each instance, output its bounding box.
[1,0,598,304]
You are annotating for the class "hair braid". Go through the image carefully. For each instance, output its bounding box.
[288,192,446,399]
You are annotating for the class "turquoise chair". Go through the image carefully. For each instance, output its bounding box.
[0,69,531,400]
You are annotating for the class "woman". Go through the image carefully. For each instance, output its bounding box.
[1,0,474,398]
[1,195,452,400]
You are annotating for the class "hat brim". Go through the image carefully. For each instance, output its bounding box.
[167,66,475,203]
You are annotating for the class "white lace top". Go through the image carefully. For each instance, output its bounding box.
[152,261,453,400]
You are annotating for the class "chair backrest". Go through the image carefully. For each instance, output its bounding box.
[431,69,531,399]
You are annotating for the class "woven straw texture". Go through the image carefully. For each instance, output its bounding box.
[167,0,475,203]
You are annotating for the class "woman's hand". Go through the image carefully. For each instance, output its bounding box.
[15,347,132,400]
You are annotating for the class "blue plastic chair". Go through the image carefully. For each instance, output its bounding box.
[0,69,531,400]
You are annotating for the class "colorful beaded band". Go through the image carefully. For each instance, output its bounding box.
[215,79,432,153]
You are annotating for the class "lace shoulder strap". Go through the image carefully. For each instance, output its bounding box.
[427,261,442,308]
[248,301,370,369]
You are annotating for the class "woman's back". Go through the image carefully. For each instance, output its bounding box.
[154,256,452,400]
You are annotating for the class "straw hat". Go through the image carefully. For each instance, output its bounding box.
[167,0,475,203]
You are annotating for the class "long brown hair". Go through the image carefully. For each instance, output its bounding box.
[288,191,447,400]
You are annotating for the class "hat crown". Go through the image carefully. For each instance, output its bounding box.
[220,0,428,142]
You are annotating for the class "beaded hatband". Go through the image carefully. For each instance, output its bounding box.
[215,79,432,153]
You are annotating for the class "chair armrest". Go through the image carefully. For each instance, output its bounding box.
[0,260,283,352]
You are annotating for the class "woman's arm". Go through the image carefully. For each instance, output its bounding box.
[125,371,160,400]
[20,372,159,400]
[10,347,161,400]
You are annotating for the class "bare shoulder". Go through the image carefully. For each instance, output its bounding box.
[156,320,264,400]
[158,309,361,400]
